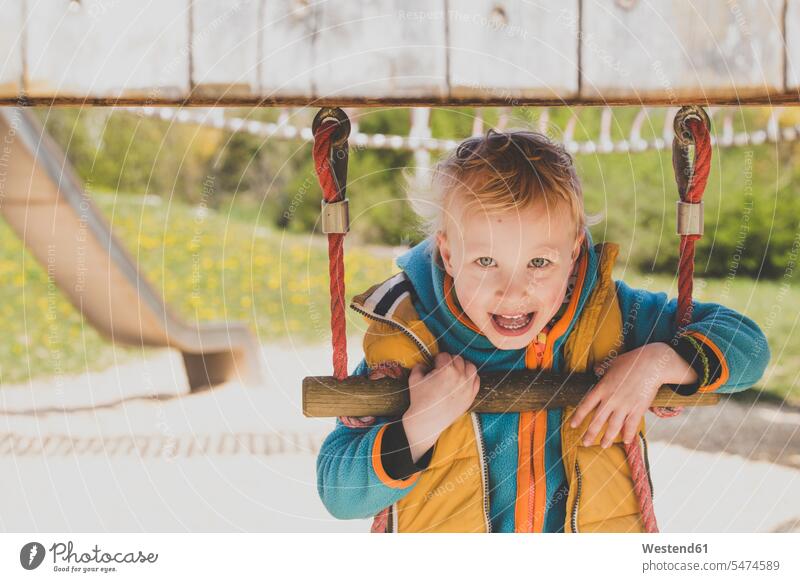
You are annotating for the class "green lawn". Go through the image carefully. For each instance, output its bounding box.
[0,193,795,403]
[0,193,390,384]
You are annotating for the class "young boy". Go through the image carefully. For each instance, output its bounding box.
[316,129,770,533]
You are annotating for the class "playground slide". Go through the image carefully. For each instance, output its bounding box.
[0,108,264,391]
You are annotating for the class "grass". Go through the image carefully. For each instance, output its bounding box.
[0,193,796,404]
[0,193,391,384]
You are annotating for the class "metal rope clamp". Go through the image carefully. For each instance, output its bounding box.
[676,200,703,236]
[313,107,352,235]
[671,105,711,200]
[321,198,350,234]
[672,105,709,238]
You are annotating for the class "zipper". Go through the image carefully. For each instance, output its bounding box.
[533,331,547,365]
[353,301,491,531]
[470,412,493,532]
[350,303,433,364]
[351,301,430,535]
[570,460,582,533]
[569,438,647,533]
[639,432,654,501]
[527,331,547,532]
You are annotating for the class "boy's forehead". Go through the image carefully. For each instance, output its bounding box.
[449,197,577,250]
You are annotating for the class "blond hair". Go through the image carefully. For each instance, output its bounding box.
[405,128,603,267]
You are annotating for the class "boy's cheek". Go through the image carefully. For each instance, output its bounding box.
[455,287,490,317]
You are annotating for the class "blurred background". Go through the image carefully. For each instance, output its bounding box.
[4,105,797,399]
[1,104,798,533]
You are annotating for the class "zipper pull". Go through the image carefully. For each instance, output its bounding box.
[533,331,547,367]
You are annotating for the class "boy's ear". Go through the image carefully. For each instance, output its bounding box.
[571,231,586,262]
[436,230,454,276]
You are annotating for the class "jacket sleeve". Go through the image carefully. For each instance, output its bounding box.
[615,279,770,394]
[315,356,431,520]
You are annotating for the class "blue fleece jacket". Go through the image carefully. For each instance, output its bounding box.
[316,229,771,531]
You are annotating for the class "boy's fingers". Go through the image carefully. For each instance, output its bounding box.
[582,402,612,446]
[434,352,452,368]
[570,385,603,428]
[451,354,466,374]
[465,361,477,377]
[621,415,639,445]
[600,410,627,448]
[409,363,426,383]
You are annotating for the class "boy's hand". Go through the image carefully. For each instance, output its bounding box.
[568,342,698,448]
[402,352,480,463]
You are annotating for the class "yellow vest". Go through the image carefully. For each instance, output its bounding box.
[350,242,651,532]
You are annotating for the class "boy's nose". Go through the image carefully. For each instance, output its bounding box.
[495,275,531,303]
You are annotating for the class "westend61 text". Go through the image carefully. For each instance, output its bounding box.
[642,543,708,554]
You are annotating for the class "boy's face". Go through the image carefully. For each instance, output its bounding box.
[437,195,584,351]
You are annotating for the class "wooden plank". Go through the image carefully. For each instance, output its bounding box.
[0,0,24,96]
[448,0,580,100]
[787,0,800,90]
[260,0,315,97]
[3,0,799,106]
[581,0,785,101]
[25,0,190,99]
[303,370,720,417]
[312,0,448,99]
[191,0,261,98]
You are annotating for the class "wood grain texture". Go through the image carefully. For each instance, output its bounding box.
[0,0,23,93]
[581,0,785,101]
[787,0,800,89]
[191,0,261,98]
[448,0,580,100]
[25,0,190,99]
[303,370,720,417]
[312,0,447,99]
[260,0,315,97]
[1,0,797,105]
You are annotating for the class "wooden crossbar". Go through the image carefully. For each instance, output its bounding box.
[302,370,720,417]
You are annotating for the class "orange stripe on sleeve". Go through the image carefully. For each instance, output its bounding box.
[685,330,730,393]
[371,424,422,489]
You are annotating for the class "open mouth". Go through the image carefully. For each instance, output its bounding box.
[490,312,536,337]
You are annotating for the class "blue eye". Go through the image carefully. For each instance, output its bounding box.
[476,257,496,268]
[530,258,551,268]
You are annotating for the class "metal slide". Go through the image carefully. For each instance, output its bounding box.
[0,108,264,391]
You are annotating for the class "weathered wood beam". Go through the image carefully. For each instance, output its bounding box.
[1,0,798,107]
[302,370,720,417]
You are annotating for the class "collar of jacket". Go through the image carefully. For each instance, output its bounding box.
[367,226,601,373]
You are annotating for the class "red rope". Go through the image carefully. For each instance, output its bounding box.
[313,120,349,382]
[314,114,396,531]
[676,117,712,330]
[623,114,712,533]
